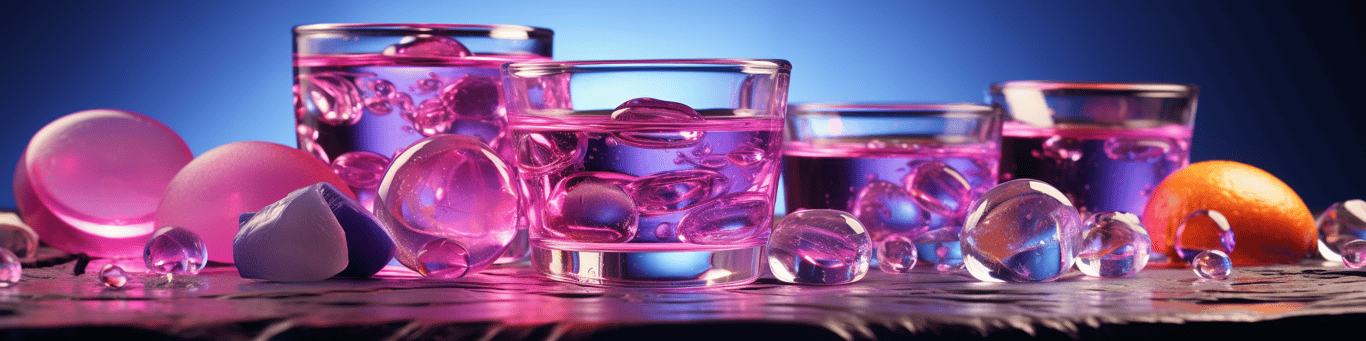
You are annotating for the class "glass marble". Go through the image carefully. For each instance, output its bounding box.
[1076,212,1150,278]
[0,212,39,261]
[14,109,193,258]
[961,179,1083,282]
[1174,209,1235,262]
[877,235,918,273]
[1317,199,1366,262]
[156,141,354,263]
[0,247,19,287]
[100,264,128,289]
[1192,249,1232,280]
[375,135,519,278]
[767,209,872,285]
[1341,239,1366,269]
[416,238,471,278]
[144,226,207,276]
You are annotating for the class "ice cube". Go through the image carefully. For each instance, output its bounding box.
[610,98,706,149]
[767,209,871,285]
[382,35,471,58]
[676,192,773,245]
[961,179,1083,282]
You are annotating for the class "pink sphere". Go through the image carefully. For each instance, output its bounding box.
[13,109,192,257]
[155,141,354,263]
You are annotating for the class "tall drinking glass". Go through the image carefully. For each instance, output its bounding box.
[504,59,791,287]
[783,103,1001,269]
[990,81,1198,220]
[293,24,552,263]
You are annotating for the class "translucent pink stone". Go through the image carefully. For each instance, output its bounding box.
[14,109,193,257]
[0,247,19,287]
[155,141,355,263]
[374,135,519,278]
[100,264,128,289]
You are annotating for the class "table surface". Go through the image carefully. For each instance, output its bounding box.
[2,250,1364,341]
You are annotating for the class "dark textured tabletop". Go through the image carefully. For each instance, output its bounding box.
[2,250,1364,341]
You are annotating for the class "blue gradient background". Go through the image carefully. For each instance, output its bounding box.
[2,1,1363,212]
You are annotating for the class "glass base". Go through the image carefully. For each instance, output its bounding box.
[532,244,763,288]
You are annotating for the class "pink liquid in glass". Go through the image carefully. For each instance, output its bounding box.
[999,121,1191,218]
[783,140,998,266]
[514,113,782,286]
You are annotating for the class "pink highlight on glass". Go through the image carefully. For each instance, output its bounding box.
[154,141,355,263]
[13,109,192,257]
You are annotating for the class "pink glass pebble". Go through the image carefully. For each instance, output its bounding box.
[143,226,208,276]
[877,235,918,274]
[767,209,872,285]
[1341,239,1366,269]
[100,264,128,289]
[155,141,355,263]
[374,135,518,278]
[0,247,19,287]
[1316,199,1366,262]
[14,109,193,258]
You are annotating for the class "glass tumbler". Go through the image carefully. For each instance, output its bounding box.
[990,81,1198,219]
[293,24,553,263]
[783,103,1001,269]
[504,59,791,287]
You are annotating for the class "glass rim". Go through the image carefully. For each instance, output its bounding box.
[990,80,1197,95]
[790,102,995,115]
[504,59,791,77]
[293,23,553,39]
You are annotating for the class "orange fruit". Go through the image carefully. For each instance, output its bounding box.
[1142,160,1316,265]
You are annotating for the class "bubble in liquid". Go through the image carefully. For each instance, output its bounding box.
[1036,136,1083,162]
[626,169,730,215]
[301,72,364,126]
[100,264,128,289]
[0,213,39,261]
[904,161,972,217]
[878,235,918,273]
[610,98,707,149]
[1317,199,1366,262]
[727,146,767,166]
[1103,137,1173,162]
[382,34,472,58]
[1192,250,1232,280]
[1076,212,1150,278]
[144,226,208,276]
[0,248,18,287]
[331,151,391,190]
[375,135,519,276]
[961,179,1083,282]
[677,192,773,245]
[440,75,501,119]
[1341,240,1366,269]
[1174,209,1234,262]
[546,182,639,243]
[391,92,417,117]
[851,180,929,241]
[411,98,455,137]
[767,210,871,285]
[416,238,471,279]
[371,79,397,97]
[516,132,586,175]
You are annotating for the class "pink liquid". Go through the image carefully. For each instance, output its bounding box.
[999,122,1191,217]
[783,141,998,265]
[512,114,783,253]
[295,53,548,263]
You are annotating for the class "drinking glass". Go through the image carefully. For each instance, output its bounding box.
[504,59,791,287]
[293,23,552,263]
[783,103,1001,268]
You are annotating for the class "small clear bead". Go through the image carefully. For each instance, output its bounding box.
[877,235,918,274]
[144,226,208,276]
[1192,250,1233,280]
[1341,239,1366,269]
[767,210,872,285]
[100,264,128,288]
[0,247,20,287]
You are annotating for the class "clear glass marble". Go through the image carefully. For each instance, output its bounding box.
[961,179,1083,282]
[1076,212,1150,278]
[767,210,872,285]
[1317,199,1366,262]
[1340,239,1366,269]
[144,226,208,276]
[100,264,128,289]
[1192,249,1232,280]
[1174,209,1235,262]
[0,247,20,287]
[877,235,918,273]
